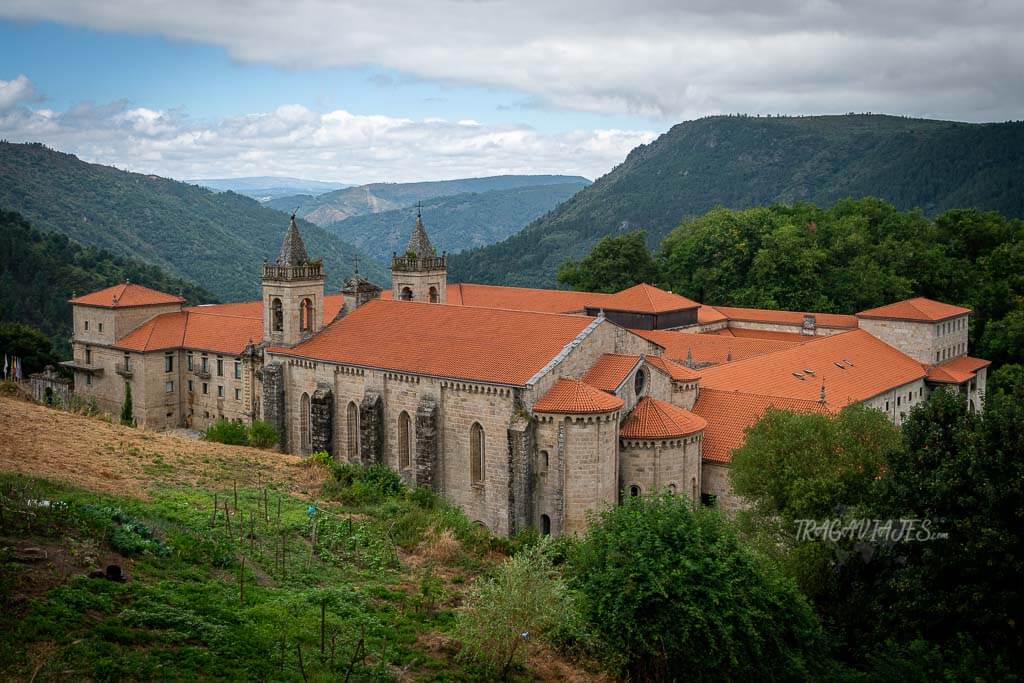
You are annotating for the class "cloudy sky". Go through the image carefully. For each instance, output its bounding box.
[0,1,1021,184]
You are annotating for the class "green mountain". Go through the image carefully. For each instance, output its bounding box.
[450,114,1024,287]
[0,142,387,301]
[189,176,349,201]
[324,181,589,261]
[269,174,590,226]
[0,210,216,356]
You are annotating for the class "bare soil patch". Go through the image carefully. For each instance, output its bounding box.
[0,396,324,499]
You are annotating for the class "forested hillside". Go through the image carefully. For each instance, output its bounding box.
[0,210,215,356]
[324,181,588,261]
[269,174,589,226]
[0,143,386,300]
[451,114,1024,286]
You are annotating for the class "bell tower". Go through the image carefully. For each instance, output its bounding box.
[391,205,447,303]
[262,214,325,347]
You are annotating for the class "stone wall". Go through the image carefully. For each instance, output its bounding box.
[310,386,334,455]
[858,317,970,365]
[701,461,747,514]
[620,434,702,502]
[262,363,286,446]
[414,395,439,488]
[359,390,384,464]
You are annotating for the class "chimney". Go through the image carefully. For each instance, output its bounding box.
[801,314,816,336]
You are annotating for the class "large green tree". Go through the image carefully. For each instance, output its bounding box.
[0,321,59,376]
[557,230,658,293]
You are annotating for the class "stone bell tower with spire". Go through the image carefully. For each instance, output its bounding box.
[262,213,326,347]
[391,204,447,303]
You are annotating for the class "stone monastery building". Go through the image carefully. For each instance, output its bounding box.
[63,214,990,536]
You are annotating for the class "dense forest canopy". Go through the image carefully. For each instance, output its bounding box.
[0,210,215,359]
[451,114,1024,287]
[0,142,386,300]
[559,199,1024,367]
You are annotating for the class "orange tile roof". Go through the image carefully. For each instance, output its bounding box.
[711,327,814,342]
[583,353,642,392]
[698,306,728,325]
[858,297,971,322]
[184,294,345,321]
[712,305,858,329]
[698,330,926,408]
[620,397,707,440]
[275,299,598,385]
[597,283,699,314]
[436,283,616,313]
[925,355,991,384]
[632,329,802,365]
[70,283,185,308]
[645,355,701,381]
[534,378,625,414]
[692,389,829,463]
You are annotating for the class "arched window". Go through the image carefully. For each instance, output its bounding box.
[300,298,313,332]
[346,401,359,459]
[541,514,551,536]
[272,298,284,332]
[300,392,311,452]
[691,477,698,502]
[667,483,677,494]
[428,286,438,303]
[400,287,413,301]
[470,422,485,485]
[634,368,647,396]
[629,484,641,497]
[539,450,549,472]
[398,411,412,469]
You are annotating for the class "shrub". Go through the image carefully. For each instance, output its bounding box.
[202,419,249,446]
[120,383,135,427]
[321,462,405,506]
[455,540,575,677]
[569,494,828,681]
[247,420,278,448]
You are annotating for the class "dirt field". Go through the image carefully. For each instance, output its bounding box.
[0,395,325,499]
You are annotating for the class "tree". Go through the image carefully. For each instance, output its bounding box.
[569,494,828,681]
[980,302,1024,366]
[0,321,59,376]
[556,230,658,293]
[987,363,1024,398]
[120,383,135,427]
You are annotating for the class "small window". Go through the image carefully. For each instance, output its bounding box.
[202,382,209,394]
[429,286,439,303]
[201,355,209,373]
[540,514,551,536]
[85,374,92,386]
[885,400,890,411]
[539,450,549,471]
[84,320,89,331]
[98,322,103,333]
[234,388,241,400]
[272,298,283,332]
[187,354,194,371]
[165,381,174,393]
[700,493,717,507]
[188,380,194,393]
[234,359,241,379]
[919,387,923,397]
[216,357,224,376]
[400,287,413,301]
[908,391,912,402]
[164,353,174,372]
[217,385,224,398]
[634,368,647,396]
[897,396,901,407]
[85,348,92,364]
[629,485,641,497]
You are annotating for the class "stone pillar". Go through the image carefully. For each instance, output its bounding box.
[554,420,566,536]
[262,363,286,449]
[506,416,533,535]
[359,390,384,465]
[310,385,334,456]
[414,395,439,488]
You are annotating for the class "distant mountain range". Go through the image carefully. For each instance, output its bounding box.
[324,181,589,261]
[0,143,386,301]
[450,114,1024,287]
[269,175,590,227]
[189,176,350,201]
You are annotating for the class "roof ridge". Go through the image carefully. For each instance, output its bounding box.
[526,317,604,386]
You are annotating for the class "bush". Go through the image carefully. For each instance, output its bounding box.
[455,540,576,677]
[569,494,828,681]
[202,419,249,446]
[321,462,405,506]
[247,420,278,448]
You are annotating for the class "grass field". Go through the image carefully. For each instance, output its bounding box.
[0,395,598,681]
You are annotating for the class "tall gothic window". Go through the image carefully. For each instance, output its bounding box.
[346,401,359,459]
[398,411,412,469]
[272,298,284,332]
[300,298,313,332]
[470,422,485,485]
[300,392,311,452]
[429,286,438,303]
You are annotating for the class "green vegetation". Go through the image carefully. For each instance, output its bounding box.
[119,383,134,427]
[203,418,279,449]
[0,321,59,376]
[0,210,215,357]
[269,174,590,227]
[451,114,1024,286]
[324,182,588,262]
[0,142,386,301]
[730,388,1024,677]
[567,494,827,681]
[557,230,658,293]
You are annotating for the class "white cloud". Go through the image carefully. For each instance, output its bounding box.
[0,77,655,182]
[0,74,36,110]
[0,1,1022,121]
